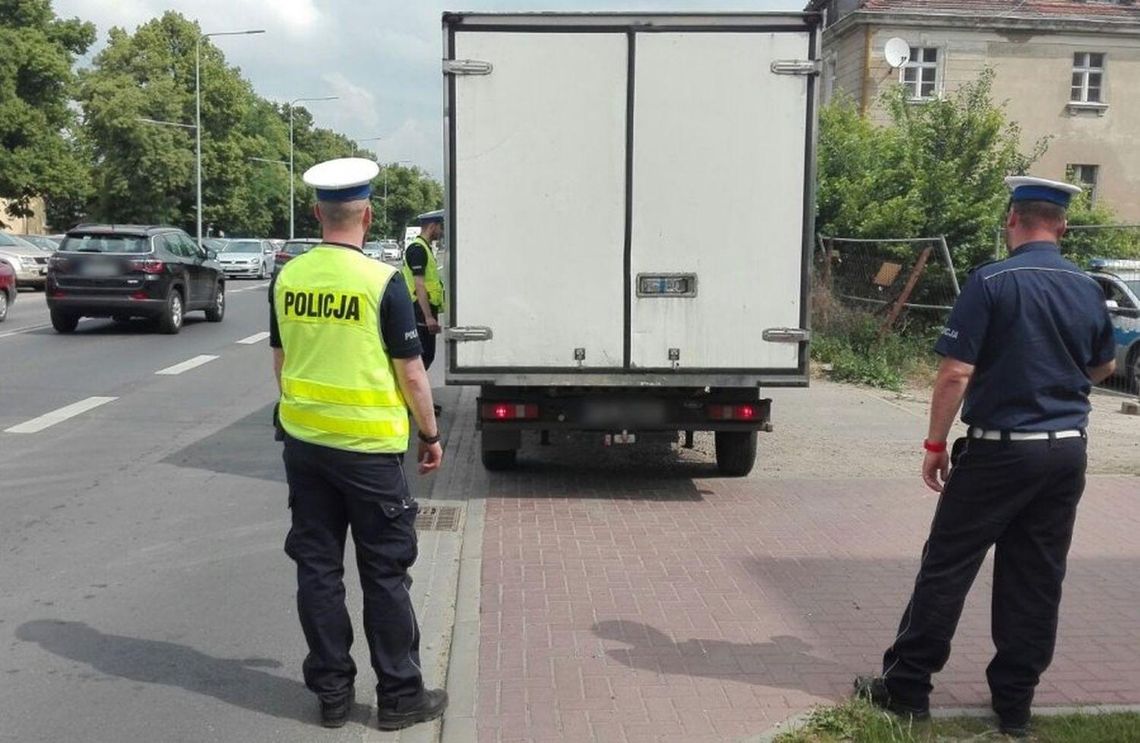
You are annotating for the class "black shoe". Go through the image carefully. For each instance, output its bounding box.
[376,688,448,731]
[998,719,1031,738]
[319,687,354,728]
[433,404,443,416]
[853,676,930,720]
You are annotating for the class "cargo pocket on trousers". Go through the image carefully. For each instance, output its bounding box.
[377,500,419,569]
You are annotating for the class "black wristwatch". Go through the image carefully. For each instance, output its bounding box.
[418,431,441,445]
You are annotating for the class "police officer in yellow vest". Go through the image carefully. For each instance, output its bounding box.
[270,158,447,731]
[401,210,445,371]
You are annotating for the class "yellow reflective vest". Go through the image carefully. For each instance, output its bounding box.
[274,245,409,453]
[402,236,445,310]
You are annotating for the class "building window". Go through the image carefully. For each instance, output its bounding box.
[1071,52,1104,103]
[901,47,939,100]
[1067,164,1099,203]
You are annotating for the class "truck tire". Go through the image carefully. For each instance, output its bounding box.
[715,431,757,477]
[481,448,517,471]
[51,309,79,333]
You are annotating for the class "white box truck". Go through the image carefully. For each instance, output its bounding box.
[442,12,820,475]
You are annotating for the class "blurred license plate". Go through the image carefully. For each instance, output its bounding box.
[83,263,119,277]
[579,399,667,427]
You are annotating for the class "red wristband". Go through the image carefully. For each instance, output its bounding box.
[923,439,947,453]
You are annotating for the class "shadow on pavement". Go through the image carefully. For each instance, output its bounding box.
[15,619,364,726]
[163,403,285,483]
[593,620,846,697]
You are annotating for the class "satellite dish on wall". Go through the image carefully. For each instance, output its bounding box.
[884,38,911,68]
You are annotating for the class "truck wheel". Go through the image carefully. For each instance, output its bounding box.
[715,431,757,477]
[50,309,79,333]
[481,448,517,471]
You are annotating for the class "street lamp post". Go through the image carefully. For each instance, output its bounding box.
[288,96,339,239]
[351,136,384,157]
[196,28,265,247]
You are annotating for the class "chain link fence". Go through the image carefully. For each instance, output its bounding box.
[816,235,960,333]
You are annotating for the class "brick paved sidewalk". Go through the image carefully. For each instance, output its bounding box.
[470,388,1140,742]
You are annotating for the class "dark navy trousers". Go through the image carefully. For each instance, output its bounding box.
[282,434,423,702]
[882,435,1087,724]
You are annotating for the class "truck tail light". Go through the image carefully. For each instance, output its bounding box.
[130,259,165,274]
[481,403,539,421]
[707,404,757,421]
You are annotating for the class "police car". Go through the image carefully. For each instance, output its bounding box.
[1088,257,1140,392]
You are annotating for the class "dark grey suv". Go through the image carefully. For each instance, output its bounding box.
[46,225,225,334]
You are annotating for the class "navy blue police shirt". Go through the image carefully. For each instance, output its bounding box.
[268,243,422,359]
[935,241,1116,431]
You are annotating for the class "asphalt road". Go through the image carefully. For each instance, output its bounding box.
[0,282,440,742]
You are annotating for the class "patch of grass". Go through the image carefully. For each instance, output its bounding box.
[811,313,939,392]
[774,698,1140,742]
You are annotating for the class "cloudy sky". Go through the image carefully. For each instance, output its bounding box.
[54,1,800,178]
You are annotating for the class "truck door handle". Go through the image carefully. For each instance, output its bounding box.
[763,328,811,343]
[447,326,494,342]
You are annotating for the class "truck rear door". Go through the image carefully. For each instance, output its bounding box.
[448,29,629,371]
[629,31,811,372]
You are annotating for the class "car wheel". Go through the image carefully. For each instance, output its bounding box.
[258,262,266,280]
[50,309,79,333]
[157,288,184,334]
[205,282,225,322]
[1128,347,1140,395]
[0,290,8,322]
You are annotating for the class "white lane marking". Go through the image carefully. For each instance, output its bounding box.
[0,318,93,340]
[236,332,270,345]
[0,322,53,339]
[155,354,219,376]
[4,396,118,434]
[229,282,271,293]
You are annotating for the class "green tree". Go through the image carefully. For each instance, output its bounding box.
[818,68,1045,269]
[0,0,95,228]
[1061,190,1140,266]
[77,12,264,234]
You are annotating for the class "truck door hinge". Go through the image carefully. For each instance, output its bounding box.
[763,328,812,343]
[771,59,820,76]
[443,59,493,76]
[447,326,494,342]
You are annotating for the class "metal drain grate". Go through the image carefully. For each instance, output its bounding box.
[416,505,464,532]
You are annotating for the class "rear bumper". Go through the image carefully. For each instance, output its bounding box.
[46,295,166,317]
[476,388,773,433]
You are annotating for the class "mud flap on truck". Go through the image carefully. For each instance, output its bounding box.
[475,387,771,476]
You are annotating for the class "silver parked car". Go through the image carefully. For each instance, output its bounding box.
[0,232,51,289]
[217,239,274,279]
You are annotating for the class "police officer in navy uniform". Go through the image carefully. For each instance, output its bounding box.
[270,158,448,730]
[856,177,1117,737]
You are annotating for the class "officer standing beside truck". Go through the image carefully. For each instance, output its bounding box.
[855,177,1118,738]
[401,210,445,372]
[270,157,447,731]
